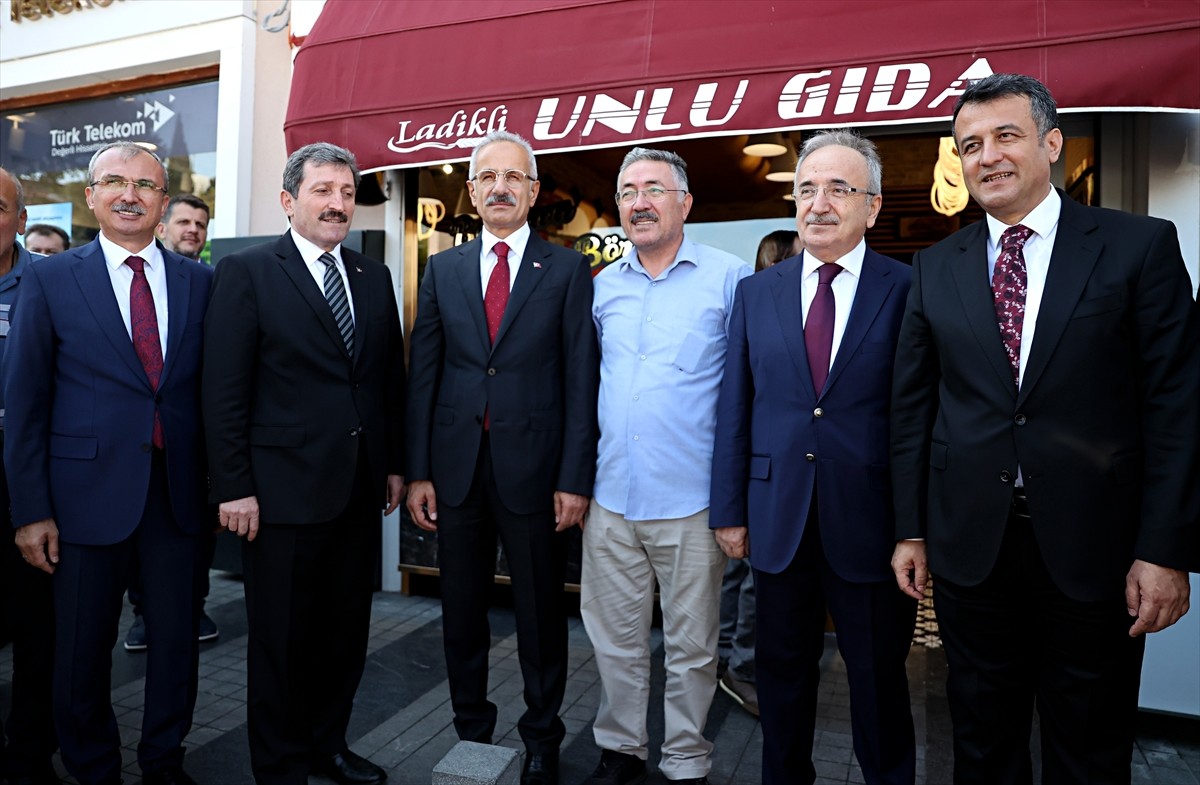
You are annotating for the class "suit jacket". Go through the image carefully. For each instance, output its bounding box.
[3,238,212,543]
[202,232,406,524]
[891,191,1200,602]
[406,233,598,514]
[710,247,911,578]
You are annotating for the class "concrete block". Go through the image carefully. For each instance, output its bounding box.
[431,741,520,785]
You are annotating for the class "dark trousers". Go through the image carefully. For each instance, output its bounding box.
[128,527,216,615]
[242,454,377,785]
[53,453,203,785]
[436,433,567,755]
[934,494,1145,785]
[1,461,58,779]
[755,512,917,785]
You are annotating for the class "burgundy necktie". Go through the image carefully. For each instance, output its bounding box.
[126,255,164,449]
[805,262,842,394]
[482,242,511,430]
[991,224,1034,387]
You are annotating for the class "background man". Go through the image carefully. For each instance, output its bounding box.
[406,130,598,785]
[582,147,749,785]
[203,142,406,785]
[891,73,1200,783]
[126,192,217,652]
[0,167,57,785]
[4,142,212,785]
[710,131,916,785]
[21,224,68,256]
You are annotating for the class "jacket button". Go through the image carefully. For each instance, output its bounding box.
[1014,413,1027,425]
[141,443,152,453]
[813,407,824,418]
[999,470,1013,483]
[487,368,497,376]
[805,453,815,462]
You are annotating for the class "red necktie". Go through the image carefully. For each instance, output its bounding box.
[482,242,511,430]
[991,224,1033,387]
[805,262,842,394]
[126,255,165,449]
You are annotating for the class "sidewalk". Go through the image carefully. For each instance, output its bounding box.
[2,570,1197,784]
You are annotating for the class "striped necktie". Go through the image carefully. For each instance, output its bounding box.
[319,252,354,355]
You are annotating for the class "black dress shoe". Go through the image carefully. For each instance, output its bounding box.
[581,750,646,785]
[522,751,559,785]
[313,750,386,785]
[141,767,197,785]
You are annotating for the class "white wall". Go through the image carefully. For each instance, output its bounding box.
[1146,113,1200,297]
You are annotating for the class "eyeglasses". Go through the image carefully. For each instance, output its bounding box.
[615,187,687,205]
[796,184,876,202]
[471,169,536,188]
[90,178,168,196]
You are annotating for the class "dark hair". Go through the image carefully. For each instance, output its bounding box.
[24,223,70,249]
[163,193,211,223]
[283,142,361,197]
[952,73,1060,141]
[755,230,799,272]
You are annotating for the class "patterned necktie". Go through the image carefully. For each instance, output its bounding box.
[126,256,164,449]
[484,241,511,344]
[319,252,354,356]
[991,224,1034,386]
[805,262,843,394]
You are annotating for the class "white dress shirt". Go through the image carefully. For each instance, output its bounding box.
[291,228,355,325]
[98,232,168,358]
[801,238,866,373]
[478,223,530,296]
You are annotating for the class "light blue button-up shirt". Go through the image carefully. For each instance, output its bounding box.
[593,237,751,521]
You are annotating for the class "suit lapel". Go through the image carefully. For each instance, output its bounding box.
[159,247,191,385]
[950,222,1018,399]
[491,234,550,353]
[451,238,491,354]
[274,234,352,362]
[71,241,151,389]
[770,254,817,401]
[343,251,371,367]
[824,249,894,396]
[1018,196,1101,405]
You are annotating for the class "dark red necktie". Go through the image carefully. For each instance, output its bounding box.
[991,224,1033,387]
[126,255,164,449]
[482,242,511,430]
[805,262,842,394]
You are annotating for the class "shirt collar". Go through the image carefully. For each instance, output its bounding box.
[802,237,867,279]
[621,235,698,277]
[481,223,531,260]
[290,227,342,267]
[985,186,1061,247]
[98,232,161,272]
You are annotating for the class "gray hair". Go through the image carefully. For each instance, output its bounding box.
[0,166,25,213]
[952,73,1060,142]
[283,142,361,198]
[617,147,689,194]
[468,131,538,180]
[87,142,169,192]
[794,130,883,199]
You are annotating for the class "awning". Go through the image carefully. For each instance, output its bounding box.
[285,0,1200,172]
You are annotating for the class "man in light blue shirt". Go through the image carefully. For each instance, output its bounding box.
[581,147,750,785]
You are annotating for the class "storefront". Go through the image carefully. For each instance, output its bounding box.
[286,0,1200,716]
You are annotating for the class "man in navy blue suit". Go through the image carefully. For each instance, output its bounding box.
[3,142,212,785]
[710,130,916,785]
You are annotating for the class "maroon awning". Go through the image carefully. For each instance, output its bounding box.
[285,0,1200,171]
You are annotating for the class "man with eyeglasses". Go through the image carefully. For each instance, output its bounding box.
[710,130,916,785]
[406,130,598,785]
[3,142,212,785]
[581,147,749,785]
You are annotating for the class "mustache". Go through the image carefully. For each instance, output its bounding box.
[805,214,839,225]
[485,193,516,207]
[319,210,348,222]
[631,210,658,222]
[112,202,146,216]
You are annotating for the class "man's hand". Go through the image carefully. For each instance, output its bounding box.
[407,481,438,532]
[891,540,928,600]
[554,491,589,532]
[219,496,261,541]
[385,474,407,515]
[15,519,59,575]
[714,526,749,559]
[1126,559,1191,637]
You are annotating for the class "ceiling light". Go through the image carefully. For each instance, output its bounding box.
[743,133,787,158]
[765,155,796,182]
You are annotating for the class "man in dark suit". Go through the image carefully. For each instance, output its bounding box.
[710,130,916,785]
[891,73,1200,784]
[405,130,598,785]
[203,142,406,785]
[4,142,212,785]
